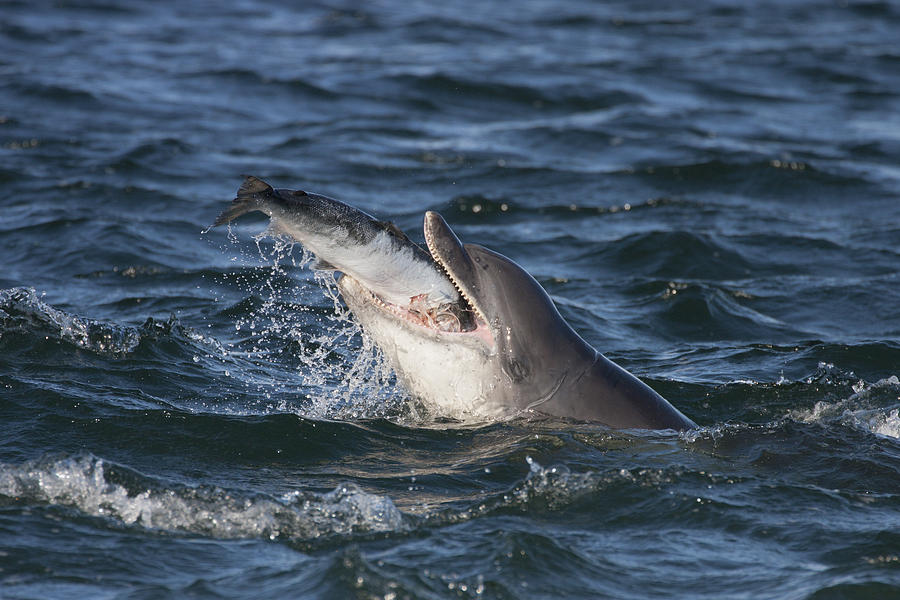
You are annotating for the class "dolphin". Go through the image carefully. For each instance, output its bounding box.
[339,211,696,430]
[215,177,696,430]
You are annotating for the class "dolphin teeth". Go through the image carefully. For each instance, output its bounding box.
[354,281,442,330]
[423,219,489,328]
[433,256,487,328]
[442,266,486,327]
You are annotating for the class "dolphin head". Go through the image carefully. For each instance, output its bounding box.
[337,210,590,417]
[423,212,596,393]
[338,211,695,428]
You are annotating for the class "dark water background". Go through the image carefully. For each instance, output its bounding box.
[2,1,900,598]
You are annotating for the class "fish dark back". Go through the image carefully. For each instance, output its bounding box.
[274,187,381,245]
[215,176,433,264]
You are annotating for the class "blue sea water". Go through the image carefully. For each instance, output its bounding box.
[2,0,900,598]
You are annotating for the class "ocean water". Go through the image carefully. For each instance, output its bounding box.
[2,0,900,598]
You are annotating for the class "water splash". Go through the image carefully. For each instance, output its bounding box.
[803,361,859,385]
[216,228,410,421]
[788,374,900,439]
[868,408,900,439]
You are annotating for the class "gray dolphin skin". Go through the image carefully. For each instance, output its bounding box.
[412,211,696,430]
[216,177,696,430]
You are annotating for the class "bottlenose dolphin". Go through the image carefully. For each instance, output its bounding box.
[215,177,696,430]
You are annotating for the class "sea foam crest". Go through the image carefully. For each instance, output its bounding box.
[0,287,141,354]
[788,374,900,440]
[0,286,225,363]
[440,457,678,527]
[0,454,407,541]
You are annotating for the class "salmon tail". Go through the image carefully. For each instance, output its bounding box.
[237,175,273,197]
[212,175,274,227]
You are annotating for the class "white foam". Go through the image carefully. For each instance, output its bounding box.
[0,287,141,355]
[788,375,900,439]
[0,455,407,541]
[869,408,900,439]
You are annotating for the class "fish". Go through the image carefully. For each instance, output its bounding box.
[213,176,472,332]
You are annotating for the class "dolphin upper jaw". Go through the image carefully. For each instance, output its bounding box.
[423,211,492,335]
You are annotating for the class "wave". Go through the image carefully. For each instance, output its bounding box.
[0,287,146,356]
[629,158,871,190]
[0,285,405,421]
[788,374,900,440]
[656,357,900,419]
[681,390,900,500]
[601,230,756,281]
[178,68,338,99]
[2,418,898,600]
[644,282,799,342]
[5,80,102,107]
[399,16,510,39]
[0,449,707,547]
[679,361,900,439]
[103,137,196,175]
[0,286,235,362]
[4,419,898,543]
[389,72,644,114]
[0,454,407,545]
[431,455,683,526]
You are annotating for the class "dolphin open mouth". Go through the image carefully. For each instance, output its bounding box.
[342,273,494,345]
[343,277,468,331]
[338,212,495,346]
[422,219,485,325]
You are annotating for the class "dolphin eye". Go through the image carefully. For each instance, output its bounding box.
[292,190,307,197]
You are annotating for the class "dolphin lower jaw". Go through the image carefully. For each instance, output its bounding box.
[338,276,509,418]
[337,272,494,347]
